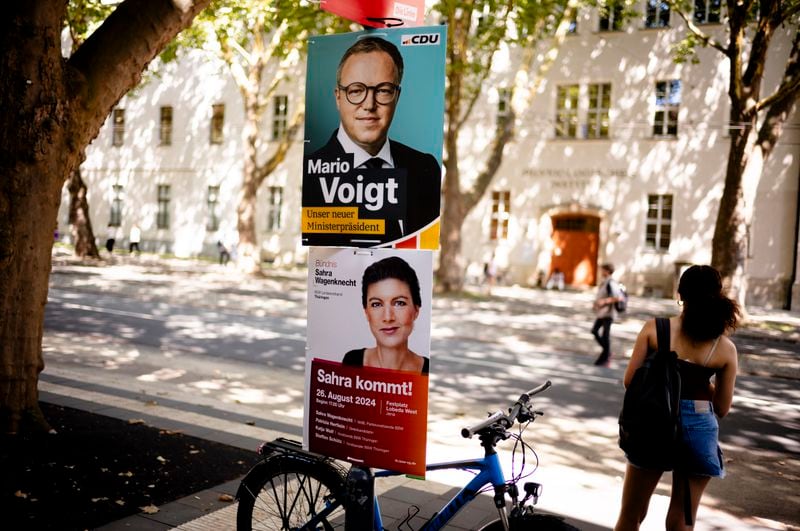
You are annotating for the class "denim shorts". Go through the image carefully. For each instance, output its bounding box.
[627,400,725,478]
[678,399,725,478]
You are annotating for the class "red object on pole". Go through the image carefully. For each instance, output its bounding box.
[320,0,425,28]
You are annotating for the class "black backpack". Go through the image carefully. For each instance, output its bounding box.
[618,317,681,470]
[607,280,628,313]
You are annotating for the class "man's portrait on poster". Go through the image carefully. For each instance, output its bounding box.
[303,35,442,246]
[342,256,429,375]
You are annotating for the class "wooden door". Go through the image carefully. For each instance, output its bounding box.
[550,215,599,287]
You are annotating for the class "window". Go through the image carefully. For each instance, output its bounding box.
[112,108,125,147]
[207,185,220,231]
[267,186,283,231]
[694,0,721,24]
[109,185,123,227]
[646,194,672,250]
[159,106,173,146]
[156,184,171,229]
[490,191,510,241]
[554,216,600,232]
[210,103,225,144]
[653,80,681,137]
[645,0,670,28]
[555,85,579,138]
[599,1,624,31]
[586,83,611,138]
[272,96,288,140]
[497,87,512,120]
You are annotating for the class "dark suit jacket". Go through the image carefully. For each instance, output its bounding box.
[303,130,441,247]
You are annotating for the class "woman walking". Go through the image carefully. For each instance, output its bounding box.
[615,265,740,530]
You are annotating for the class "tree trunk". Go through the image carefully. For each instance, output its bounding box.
[436,12,468,293]
[0,0,211,434]
[67,166,101,259]
[437,157,468,292]
[0,3,70,433]
[236,92,263,275]
[711,124,750,301]
[0,160,63,434]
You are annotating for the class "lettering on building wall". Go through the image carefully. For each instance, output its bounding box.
[550,179,592,189]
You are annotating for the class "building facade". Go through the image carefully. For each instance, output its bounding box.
[57,3,800,308]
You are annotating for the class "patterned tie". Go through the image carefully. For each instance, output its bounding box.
[363,157,384,169]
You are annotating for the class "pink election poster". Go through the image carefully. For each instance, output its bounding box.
[320,0,426,28]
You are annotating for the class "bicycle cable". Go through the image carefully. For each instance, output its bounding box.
[509,420,540,485]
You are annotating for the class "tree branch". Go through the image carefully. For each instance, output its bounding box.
[727,0,750,107]
[67,0,212,150]
[741,0,781,88]
[464,109,515,210]
[757,28,800,111]
[456,1,513,129]
[254,106,304,186]
[228,37,256,67]
[670,2,726,53]
[516,1,576,113]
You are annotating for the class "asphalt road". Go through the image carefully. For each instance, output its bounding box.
[42,260,800,528]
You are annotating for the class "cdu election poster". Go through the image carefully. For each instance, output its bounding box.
[301,26,446,250]
[303,247,432,476]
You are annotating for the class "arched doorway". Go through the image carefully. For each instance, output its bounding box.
[550,214,600,287]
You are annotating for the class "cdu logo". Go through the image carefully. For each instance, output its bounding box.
[401,33,441,46]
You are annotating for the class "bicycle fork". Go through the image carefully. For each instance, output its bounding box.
[492,484,511,530]
[494,480,545,530]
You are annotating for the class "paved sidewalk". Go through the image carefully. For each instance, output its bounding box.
[40,376,791,531]
[42,253,800,530]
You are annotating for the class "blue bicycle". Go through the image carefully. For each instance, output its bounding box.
[236,381,578,530]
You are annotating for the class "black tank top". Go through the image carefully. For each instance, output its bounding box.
[676,336,720,400]
[677,360,716,400]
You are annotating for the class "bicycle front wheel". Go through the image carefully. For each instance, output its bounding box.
[236,453,347,531]
[478,512,581,531]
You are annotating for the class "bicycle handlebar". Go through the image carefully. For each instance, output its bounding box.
[461,380,551,439]
[524,380,552,398]
[460,410,507,438]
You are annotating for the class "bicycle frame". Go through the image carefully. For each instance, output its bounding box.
[255,383,553,531]
[371,451,507,531]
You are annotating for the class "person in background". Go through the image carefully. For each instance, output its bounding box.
[217,240,230,266]
[546,267,565,290]
[342,256,428,375]
[105,225,117,254]
[615,265,740,530]
[483,257,497,296]
[591,263,622,366]
[128,224,141,254]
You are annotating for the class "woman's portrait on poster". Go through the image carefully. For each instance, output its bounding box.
[342,255,429,374]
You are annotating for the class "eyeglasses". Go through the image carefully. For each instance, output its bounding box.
[338,82,400,105]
